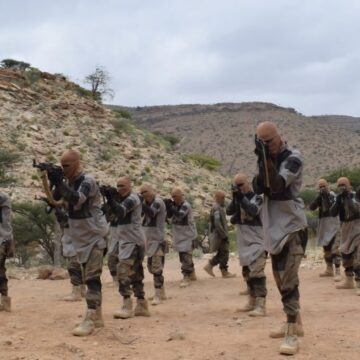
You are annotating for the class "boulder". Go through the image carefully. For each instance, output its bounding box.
[49,267,69,280]
[37,265,54,280]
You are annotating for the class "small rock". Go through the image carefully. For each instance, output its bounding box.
[167,330,185,341]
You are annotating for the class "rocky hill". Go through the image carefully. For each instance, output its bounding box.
[117,103,360,186]
[0,68,227,214]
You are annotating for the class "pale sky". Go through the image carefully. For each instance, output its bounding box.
[1,0,360,116]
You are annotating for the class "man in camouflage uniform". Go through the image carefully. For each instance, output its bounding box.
[253,122,307,355]
[227,174,267,317]
[203,190,235,278]
[139,183,167,305]
[330,177,360,295]
[57,208,86,301]
[0,191,14,312]
[104,176,150,319]
[309,179,341,280]
[51,149,108,336]
[165,188,198,288]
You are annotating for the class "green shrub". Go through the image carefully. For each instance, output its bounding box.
[110,118,134,135]
[1,58,30,70]
[0,149,19,185]
[299,188,317,206]
[24,67,41,86]
[325,167,360,189]
[12,201,56,265]
[183,154,221,171]
[113,109,132,119]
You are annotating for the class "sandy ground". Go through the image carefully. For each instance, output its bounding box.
[1,256,360,360]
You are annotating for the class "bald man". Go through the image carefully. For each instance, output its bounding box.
[106,177,150,319]
[0,192,13,312]
[252,122,307,355]
[310,179,341,279]
[51,149,109,336]
[165,188,198,288]
[330,177,360,294]
[204,190,235,278]
[226,174,267,317]
[139,184,167,305]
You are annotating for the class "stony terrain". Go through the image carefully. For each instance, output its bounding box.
[1,256,360,360]
[120,102,360,186]
[0,68,226,214]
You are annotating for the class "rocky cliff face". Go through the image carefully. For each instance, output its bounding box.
[120,102,360,186]
[0,68,226,214]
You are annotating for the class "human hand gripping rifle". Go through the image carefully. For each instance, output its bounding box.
[32,159,64,207]
[254,136,271,191]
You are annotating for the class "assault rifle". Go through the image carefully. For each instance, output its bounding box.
[254,136,270,191]
[33,159,64,206]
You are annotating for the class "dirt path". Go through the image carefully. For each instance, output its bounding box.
[1,256,359,360]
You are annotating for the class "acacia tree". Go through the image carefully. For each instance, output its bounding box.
[84,65,114,102]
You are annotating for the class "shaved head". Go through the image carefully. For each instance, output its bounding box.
[139,183,155,202]
[214,190,226,205]
[317,178,329,191]
[171,187,184,205]
[233,172,252,193]
[337,177,351,191]
[256,121,283,156]
[117,176,132,197]
[60,149,82,181]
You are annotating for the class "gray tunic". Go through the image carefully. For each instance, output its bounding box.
[331,191,360,254]
[0,192,13,255]
[209,203,228,252]
[235,194,265,266]
[66,173,109,263]
[142,196,166,257]
[170,200,198,253]
[110,192,145,260]
[61,226,76,258]
[259,146,307,255]
[311,191,340,246]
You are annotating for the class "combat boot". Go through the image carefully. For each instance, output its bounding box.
[279,323,299,355]
[336,276,355,289]
[269,314,304,338]
[94,307,104,328]
[319,264,334,277]
[356,282,360,296]
[221,269,236,278]
[189,271,197,281]
[134,298,151,317]
[236,296,256,312]
[113,297,134,319]
[180,276,191,288]
[160,287,167,300]
[63,285,83,302]
[248,297,266,317]
[72,309,96,336]
[0,296,11,312]
[334,267,342,282]
[203,262,215,277]
[150,288,162,306]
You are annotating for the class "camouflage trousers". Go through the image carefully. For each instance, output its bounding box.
[0,242,9,296]
[341,242,360,281]
[108,252,119,279]
[147,246,165,289]
[117,245,145,299]
[179,251,194,276]
[80,246,104,309]
[209,238,230,271]
[271,231,304,323]
[242,252,267,298]
[323,232,341,267]
[67,256,83,286]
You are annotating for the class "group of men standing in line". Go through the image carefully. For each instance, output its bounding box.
[1,120,360,356]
